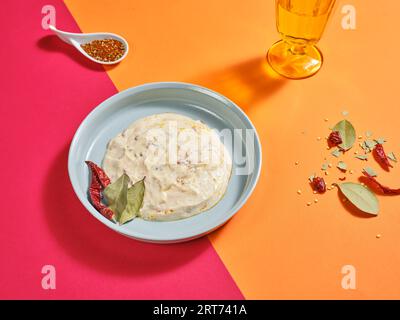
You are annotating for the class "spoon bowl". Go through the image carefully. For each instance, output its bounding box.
[49,25,129,65]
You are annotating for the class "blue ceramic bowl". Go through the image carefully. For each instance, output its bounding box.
[68,82,262,243]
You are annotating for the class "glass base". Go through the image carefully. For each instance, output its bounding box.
[267,40,323,80]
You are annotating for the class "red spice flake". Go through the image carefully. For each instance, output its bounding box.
[86,161,114,220]
[327,131,343,148]
[362,171,400,195]
[81,39,125,62]
[310,176,326,193]
[373,143,393,170]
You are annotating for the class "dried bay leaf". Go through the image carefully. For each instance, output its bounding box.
[332,120,356,151]
[104,173,130,222]
[119,178,145,225]
[338,182,379,215]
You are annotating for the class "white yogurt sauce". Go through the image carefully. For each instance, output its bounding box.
[103,113,232,221]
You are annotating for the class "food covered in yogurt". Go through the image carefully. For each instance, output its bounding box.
[102,113,232,221]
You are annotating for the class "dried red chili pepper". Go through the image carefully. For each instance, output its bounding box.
[373,143,393,169]
[311,176,326,193]
[362,171,400,195]
[86,161,114,220]
[85,161,111,188]
[327,131,342,148]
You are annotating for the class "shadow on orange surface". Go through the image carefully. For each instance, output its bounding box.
[191,57,287,110]
[37,35,118,72]
[42,144,207,276]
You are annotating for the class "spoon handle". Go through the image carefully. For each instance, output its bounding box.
[49,25,74,45]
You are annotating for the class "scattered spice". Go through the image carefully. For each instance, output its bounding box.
[363,167,377,177]
[373,143,393,170]
[297,190,302,195]
[303,112,399,216]
[81,39,125,63]
[376,234,381,239]
[310,176,326,194]
[355,154,368,161]
[387,152,397,163]
[375,137,386,144]
[331,148,341,158]
[327,130,343,148]
[337,161,347,172]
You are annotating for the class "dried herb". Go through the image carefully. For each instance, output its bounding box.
[332,120,356,151]
[104,174,130,222]
[362,171,400,195]
[331,148,341,158]
[104,174,145,225]
[321,163,328,171]
[337,161,347,171]
[365,140,377,151]
[86,161,114,221]
[327,131,343,148]
[387,152,397,163]
[337,182,379,215]
[373,143,393,169]
[375,138,386,144]
[310,176,326,193]
[363,167,377,177]
[355,154,368,161]
[360,141,370,153]
[119,178,145,224]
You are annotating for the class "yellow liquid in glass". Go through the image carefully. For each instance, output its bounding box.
[277,0,334,44]
[267,0,335,79]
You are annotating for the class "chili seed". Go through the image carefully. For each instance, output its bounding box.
[81,39,125,63]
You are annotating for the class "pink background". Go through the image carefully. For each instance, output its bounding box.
[0,0,242,299]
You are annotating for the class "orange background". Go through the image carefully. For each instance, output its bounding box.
[65,0,400,298]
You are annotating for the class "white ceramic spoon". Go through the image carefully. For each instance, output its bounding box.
[49,25,129,65]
